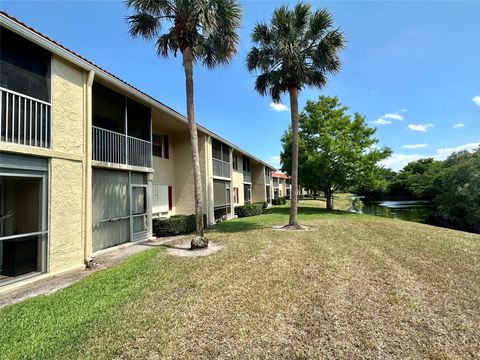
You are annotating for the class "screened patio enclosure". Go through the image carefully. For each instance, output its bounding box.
[0,153,48,287]
[213,179,232,221]
[92,169,149,252]
[92,82,152,168]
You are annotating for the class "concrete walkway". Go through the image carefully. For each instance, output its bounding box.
[0,235,190,309]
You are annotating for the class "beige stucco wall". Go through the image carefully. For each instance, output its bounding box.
[252,163,266,203]
[232,152,245,207]
[48,56,87,273]
[152,124,176,215]
[173,131,208,217]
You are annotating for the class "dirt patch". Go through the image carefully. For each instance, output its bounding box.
[271,224,316,231]
[164,240,225,257]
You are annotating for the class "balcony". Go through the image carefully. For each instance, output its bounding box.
[93,126,152,168]
[213,158,231,178]
[0,87,51,148]
[243,171,252,183]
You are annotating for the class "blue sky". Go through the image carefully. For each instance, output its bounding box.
[3,0,479,171]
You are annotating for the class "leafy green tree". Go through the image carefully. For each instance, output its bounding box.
[126,0,241,248]
[247,3,344,227]
[435,148,480,232]
[281,96,391,210]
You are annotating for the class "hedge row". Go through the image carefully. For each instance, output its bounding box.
[234,203,264,217]
[153,214,207,237]
[272,197,287,206]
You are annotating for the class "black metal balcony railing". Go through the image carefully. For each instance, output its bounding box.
[0,87,51,148]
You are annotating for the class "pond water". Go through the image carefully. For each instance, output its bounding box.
[350,197,435,224]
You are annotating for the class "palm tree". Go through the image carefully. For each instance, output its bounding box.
[126,0,241,248]
[246,3,344,228]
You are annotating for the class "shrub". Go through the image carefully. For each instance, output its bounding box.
[153,214,207,237]
[234,203,263,217]
[272,197,287,206]
[254,201,268,209]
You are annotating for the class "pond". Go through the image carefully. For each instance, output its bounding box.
[350,197,436,225]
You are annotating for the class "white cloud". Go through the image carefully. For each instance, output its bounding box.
[268,155,281,168]
[270,102,289,112]
[435,142,480,159]
[382,141,480,171]
[453,123,465,128]
[380,154,425,172]
[372,118,392,125]
[407,123,433,132]
[473,96,480,106]
[372,110,405,126]
[402,144,428,149]
[400,108,408,113]
[383,113,404,121]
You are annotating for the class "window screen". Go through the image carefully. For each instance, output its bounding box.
[127,98,151,141]
[92,82,125,133]
[0,27,51,102]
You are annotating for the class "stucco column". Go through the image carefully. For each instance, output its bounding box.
[84,70,95,263]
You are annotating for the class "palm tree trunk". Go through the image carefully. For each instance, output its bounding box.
[288,86,299,227]
[182,47,207,249]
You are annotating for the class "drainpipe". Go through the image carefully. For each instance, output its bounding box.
[84,70,95,264]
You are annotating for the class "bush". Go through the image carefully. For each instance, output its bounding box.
[254,201,268,209]
[234,203,263,217]
[272,197,287,206]
[153,214,207,237]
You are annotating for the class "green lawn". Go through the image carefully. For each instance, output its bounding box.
[1,198,479,359]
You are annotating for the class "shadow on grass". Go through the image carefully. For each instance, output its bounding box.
[213,220,263,234]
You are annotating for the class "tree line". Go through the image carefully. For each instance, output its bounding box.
[354,149,480,233]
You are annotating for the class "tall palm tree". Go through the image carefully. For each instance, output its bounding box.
[126,0,241,248]
[246,3,344,228]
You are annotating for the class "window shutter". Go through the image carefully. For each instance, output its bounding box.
[164,135,169,159]
[236,188,239,204]
[168,186,173,210]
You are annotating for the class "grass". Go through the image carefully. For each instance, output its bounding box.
[1,197,479,359]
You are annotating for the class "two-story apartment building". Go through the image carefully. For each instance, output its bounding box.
[272,172,290,199]
[0,12,275,291]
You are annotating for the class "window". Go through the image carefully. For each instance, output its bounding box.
[233,155,238,170]
[233,187,239,204]
[242,157,251,173]
[213,180,231,221]
[153,133,169,158]
[212,139,230,162]
[243,184,251,204]
[266,185,271,203]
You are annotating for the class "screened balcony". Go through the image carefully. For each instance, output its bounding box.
[243,156,252,183]
[212,139,231,178]
[92,82,152,168]
[1,27,51,149]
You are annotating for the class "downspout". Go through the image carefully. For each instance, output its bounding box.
[84,70,95,264]
[205,135,211,226]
